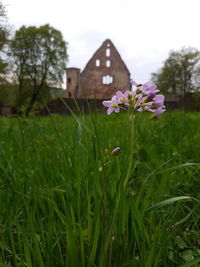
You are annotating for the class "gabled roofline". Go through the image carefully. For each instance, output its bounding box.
[82,39,130,75]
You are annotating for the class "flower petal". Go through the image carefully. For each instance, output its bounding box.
[116,91,123,98]
[111,95,117,103]
[154,95,164,103]
[114,107,120,113]
[107,107,113,115]
[154,107,166,116]
[103,101,111,107]
[137,107,144,112]
[130,80,138,86]
[124,90,132,98]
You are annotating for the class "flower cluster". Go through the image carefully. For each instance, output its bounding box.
[103,80,165,116]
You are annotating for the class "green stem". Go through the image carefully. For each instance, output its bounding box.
[99,114,135,267]
[124,114,135,188]
[119,106,129,112]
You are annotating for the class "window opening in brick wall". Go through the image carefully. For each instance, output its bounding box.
[102,75,113,84]
[106,48,110,57]
[68,78,71,83]
[107,43,110,47]
[95,59,100,67]
[106,60,111,67]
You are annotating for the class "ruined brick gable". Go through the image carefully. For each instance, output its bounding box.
[65,39,131,99]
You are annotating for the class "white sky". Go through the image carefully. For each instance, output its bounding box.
[3,0,200,87]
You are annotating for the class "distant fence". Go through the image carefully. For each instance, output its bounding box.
[38,94,200,116]
[0,94,200,116]
[38,98,106,115]
[0,103,16,116]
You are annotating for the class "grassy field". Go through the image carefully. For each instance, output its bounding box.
[0,111,200,266]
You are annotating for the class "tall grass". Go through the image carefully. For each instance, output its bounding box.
[0,111,199,266]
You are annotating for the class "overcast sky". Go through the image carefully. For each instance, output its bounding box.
[4,0,200,87]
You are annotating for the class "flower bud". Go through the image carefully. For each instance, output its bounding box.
[111,147,121,155]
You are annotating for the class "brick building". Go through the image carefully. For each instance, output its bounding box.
[64,39,131,99]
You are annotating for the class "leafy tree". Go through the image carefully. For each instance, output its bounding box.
[151,47,200,95]
[10,24,68,115]
[0,1,9,83]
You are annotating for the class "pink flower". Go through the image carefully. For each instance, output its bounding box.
[103,79,166,117]
[134,93,146,110]
[116,91,128,105]
[131,79,159,95]
[141,83,159,95]
[103,95,120,115]
[116,90,137,106]
[131,79,165,115]
[124,90,135,106]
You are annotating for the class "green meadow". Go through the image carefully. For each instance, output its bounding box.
[0,111,200,266]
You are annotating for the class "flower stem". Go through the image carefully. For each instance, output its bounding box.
[99,114,135,267]
[124,113,135,188]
